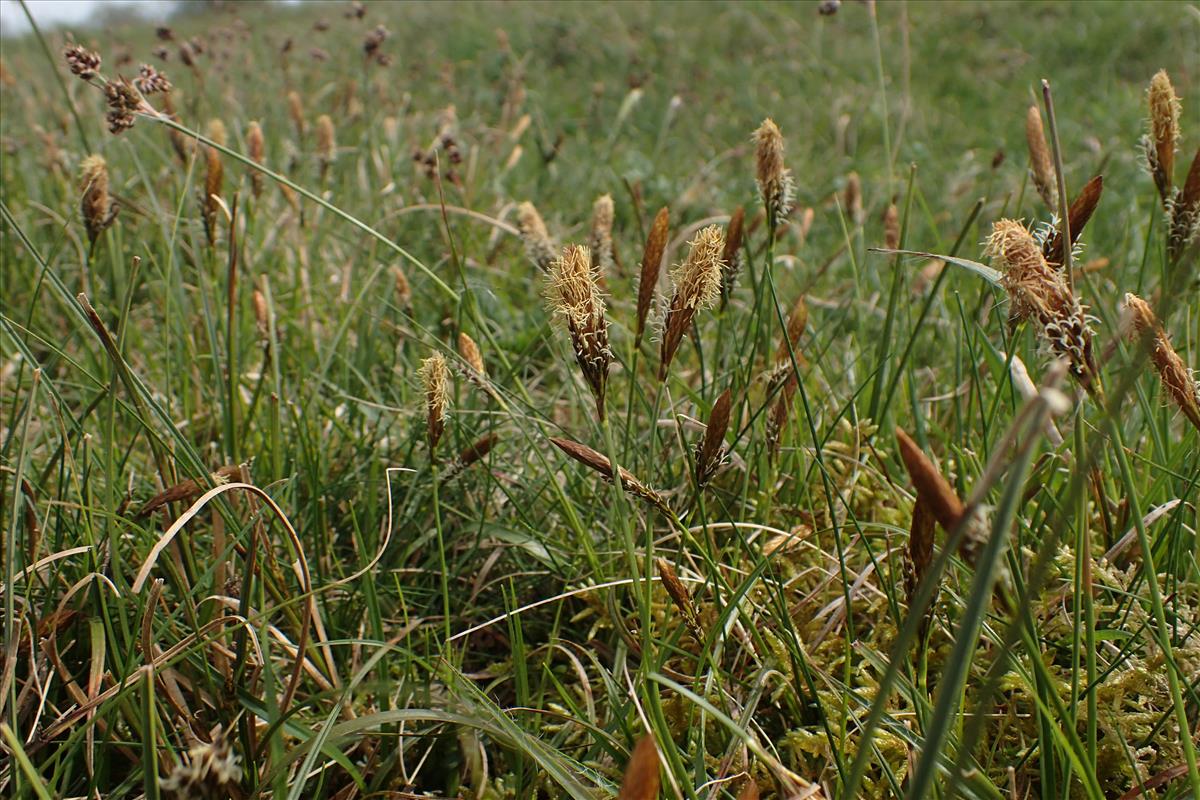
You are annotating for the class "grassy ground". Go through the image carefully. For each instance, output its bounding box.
[2,1,1199,798]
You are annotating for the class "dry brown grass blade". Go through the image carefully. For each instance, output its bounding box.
[1043,175,1103,268]
[637,206,670,344]
[550,437,669,513]
[696,388,732,487]
[617,735,661,800]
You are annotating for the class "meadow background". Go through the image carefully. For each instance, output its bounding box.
[1,1,1198,798]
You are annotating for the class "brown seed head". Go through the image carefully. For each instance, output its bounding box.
[547,244,611,418]
[636,206,670,342]
[457,332,486,377]
[246,121,265,197]
[659,226,725,380]
[79,155,116,246]
[252,289,270,343]
[316,113,336,171]
[104,78,141,134]
[287,90,306,138]
[845,171,863,225]
[64,44,101,80]
[517,201,557,273]
[420,353,451,453]
[550,437,669,513]
[754,118,794,225]
[655,558,702,638]
[134,63,171,94]
[1147,69,1181,204]
[1123,294,1200,432]
[203,142,224,245]
[986,220,1095,384]
[1025,105,1056,211]
[589,193,615,274]
[883,202,900,250]
[392,265,412,309]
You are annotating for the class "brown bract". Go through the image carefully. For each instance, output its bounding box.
[695,389,732,487]
[1043,175,1103,269]
[636,206,670,343]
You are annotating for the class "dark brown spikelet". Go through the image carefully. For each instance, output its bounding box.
[1146,69,1180,206]
[659,226,725,381]
[252,289,270,345]
[766,378,797,459]
[774,294,809,366]
[904,495,936,615]
[636,206,670,344]
[1168,148,1200,264]
[1025,104,1056,211]
[720,206,746,300]
[1123,294,1200,432]
[246,121,265,197]
[617,736,661,800]
[986,220,1096,387]
[1043,175,1103,269]
[894,427,989,565]
[550,437,670,513]
[442,433,500,480]
[79,155,117,246]
[547,244,611,419]
[656,557,702,639]
[695,389,732,488]
[420,353,451,455]
[137,465,243,517]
